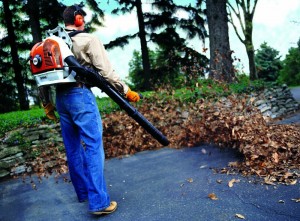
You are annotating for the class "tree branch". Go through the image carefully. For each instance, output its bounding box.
[227,1,246,42]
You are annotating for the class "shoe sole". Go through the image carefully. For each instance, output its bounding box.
[91,205,117,215]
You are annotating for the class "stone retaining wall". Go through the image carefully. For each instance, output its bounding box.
[0,124,62,178]
[0,85,299,179]
[252,84,299,118]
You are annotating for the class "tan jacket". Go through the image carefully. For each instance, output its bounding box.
[70,32,129,94]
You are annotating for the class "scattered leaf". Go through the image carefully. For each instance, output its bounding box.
[216,179,223,184]
[228,179,240,188]
[208,193,218,200]
[272,152,279,163]
[187,178,194,183]
[228,161,239,167]
[31,182,37,190]
[235,213,245,219]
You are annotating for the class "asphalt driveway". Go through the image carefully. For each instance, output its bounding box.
[1,145,300,221]
[291,87,300,102]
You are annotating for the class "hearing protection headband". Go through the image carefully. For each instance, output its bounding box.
[74,4,85,16]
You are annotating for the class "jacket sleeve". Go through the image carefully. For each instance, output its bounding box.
[86,35,129,94]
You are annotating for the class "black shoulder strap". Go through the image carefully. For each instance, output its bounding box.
[68,30,86,38]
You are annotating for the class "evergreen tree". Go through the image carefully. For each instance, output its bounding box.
[109,0,208,90]
[255,42,282,82]
[109,0,151,90]
[1,0,30,111]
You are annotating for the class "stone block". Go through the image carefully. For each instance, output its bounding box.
[0,153,24,169]
[0,146,22,159]
[0,169,10,178]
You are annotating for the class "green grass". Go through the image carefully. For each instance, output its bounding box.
[96,96,122,114]
[289,85,300,89]
[0,108,46,137]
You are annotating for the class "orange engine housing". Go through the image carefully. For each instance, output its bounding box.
[30,38,63,75]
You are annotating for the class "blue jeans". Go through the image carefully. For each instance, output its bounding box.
[56,85,110,212]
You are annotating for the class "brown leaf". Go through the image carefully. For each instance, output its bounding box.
[288,179,297,185]
[208,193,218,200]
[272,152,279,163]
[228,179,240,188]
[187,178,194,183]
[228,161,239,167]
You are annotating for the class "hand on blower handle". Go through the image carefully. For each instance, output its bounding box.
[126,88,141,102]
[43,103,58,122]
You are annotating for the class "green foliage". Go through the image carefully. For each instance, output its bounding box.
[0,0,40,111]
[128,48,182,90]
[4,131,25,146]
[127,50,144,89]
[95,96,122,114]
[255,42,282,82]
[144,76,268,105]
[108,0,208,91]
[128,47,209,91]
[277,39,300,86]
[229,74,266,93]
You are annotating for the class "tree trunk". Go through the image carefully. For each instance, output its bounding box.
[206,0,235,83]
[3,0,29,110]
[246,44,257,80]
[27,0,43,106]
[135,0,151,90]
[27,0,42,44]
[244,13,258,80]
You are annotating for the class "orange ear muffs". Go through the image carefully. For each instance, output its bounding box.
[74,14,84,27]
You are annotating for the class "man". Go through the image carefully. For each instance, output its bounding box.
[48,4,140,215]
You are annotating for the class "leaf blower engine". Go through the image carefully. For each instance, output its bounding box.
[29,26,170,146]
[29,26,78,87]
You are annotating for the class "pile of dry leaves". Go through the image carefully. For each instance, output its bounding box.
[102,94,300,185]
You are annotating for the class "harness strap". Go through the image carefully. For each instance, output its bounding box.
[67,30,86,37]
